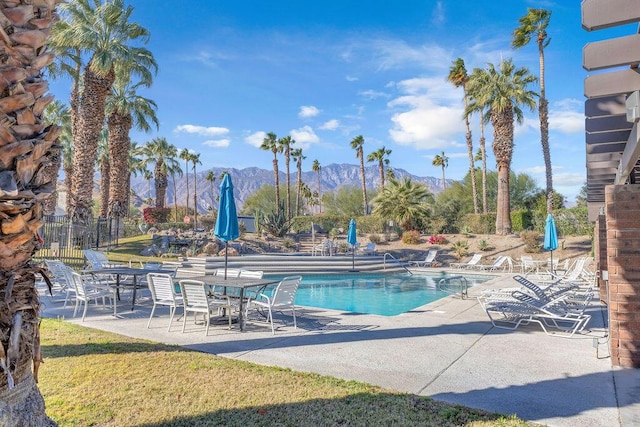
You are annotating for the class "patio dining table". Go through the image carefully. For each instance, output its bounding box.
[84,266,174,315]
[184,275,279,331]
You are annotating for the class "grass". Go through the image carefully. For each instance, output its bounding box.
[38,319,535,427]
[104,234,180,264]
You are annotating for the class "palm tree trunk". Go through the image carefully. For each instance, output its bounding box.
[41,144,61,215]
[99,158,110,218]
[193,164,197,229]
[464,92,479,214]
[480,118,488,214]
[172,173,178,222]
[155,164,168,209]
[378,161,385,189]
[285,154,291,220]
[64,164,73,216]
[359,151,368,215]
[0,1,60,423]
[316,171,321,214]
[441,166,446,189]
[107,113,132,219]
[273,156,280,210]
[492,110,514,235]
[184,159,190,216]
[295,163,302,216]
[70,65,114,225]
[539,45,553,214]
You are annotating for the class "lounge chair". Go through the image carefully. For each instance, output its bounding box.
[408,249,438,268]
[360,242,376,255]
[450,253,482,269]
[474,256,511,272]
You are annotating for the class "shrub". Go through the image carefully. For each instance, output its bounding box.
[401,230,421,245]
[462,213,496,234]
[282,237,295,249]
[450,240,469,259]
[477,239,492,251]
[428,234,447,245]
[142,207,170,224]
[369,234,382,244]
[511,209,533,232]
[521,230,541,253]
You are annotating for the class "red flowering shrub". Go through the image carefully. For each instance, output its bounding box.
[143,207,170,224]
[428,234,447,245]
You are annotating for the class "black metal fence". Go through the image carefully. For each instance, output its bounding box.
[35,215,118,267]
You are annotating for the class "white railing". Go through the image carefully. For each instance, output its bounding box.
[383,253,413,274]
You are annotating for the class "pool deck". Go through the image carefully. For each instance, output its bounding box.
[40,272,639,427]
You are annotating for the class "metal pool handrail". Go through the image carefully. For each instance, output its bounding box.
[437,275,469,299]
[383,253,413,275]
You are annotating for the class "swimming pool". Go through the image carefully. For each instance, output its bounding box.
[264,272,493,316]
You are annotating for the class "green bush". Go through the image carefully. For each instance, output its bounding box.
[369,234,382,244]
[450,240,469,259]
[520,230,542,253]
[461,213,496,234]
[289,215,385,235]
[401,230,421,245]
[511,209,533,232]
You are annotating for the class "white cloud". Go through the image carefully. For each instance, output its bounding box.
[359,89,390,100]
[387,77,464,149]
[299,105,320,118]
[345,75,359,82]
[553,172,585,187]
[174,124,229,136]
[320,119,340,130]
[290,125,320,148]
[244,131,266,148]
[203,139,230,148]
[549,99,584,134]
[431,1,445,26]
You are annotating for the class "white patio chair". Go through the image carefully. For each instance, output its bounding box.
[408,249,438,267]
[44,259,76,307]
[179,279,234,334]
[450,253,482,269]
[474,256,509,272]
[147,273,183,331]
[245,275,302,334]
[70,272,116,321]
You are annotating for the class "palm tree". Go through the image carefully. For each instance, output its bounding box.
[0,1,60,422]
[179,148,191,215]
[312,159,321,213]
[137,137,180,209]
[467,59,537,234]
[50,0,156,224]
[279,136,295,220]
[261,132,282,210]
[372,178,432,231]
[432,152,449,189]
[448,58,479,214]
[143,169,153,204]
[43,101,72,215]
[367,146,392,190]
[105,76,158,219]
[350,135,368,215]
[291,148,305,216]
[513,8,553,213]
[170,162,183,222]
[128,141,147,215]
[96,128,110,218]
[205,170,216,208]
[190,152,202,228]
[467,67,490,214]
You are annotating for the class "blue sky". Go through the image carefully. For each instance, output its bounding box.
[48,0,633,203]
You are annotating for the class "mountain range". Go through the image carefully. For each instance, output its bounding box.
[130,163,447,212]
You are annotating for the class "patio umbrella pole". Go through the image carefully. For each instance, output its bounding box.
[224,242,228,279]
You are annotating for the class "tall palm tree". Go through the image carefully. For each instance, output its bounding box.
[143,169,153,205]
[467,59,537,234]
[179,148,191,215]
[96,128,110,218]
[279,135,295,220]
[291,148,305,216]
[448,58,479,214]
[105,76,158,219]
[261,132,282,210]
[43,101,72,215]
[350,135,368,215]
[432,152,449,190]
[127,141,146,215]
[467,67,490,214]
[367,146,392,189]
[0,1,60,422]
[205,170,216,208]
[190,152,202,228]
[312,159,321,214]
[50,0,156,224]
[372,178,432,231]
[137,137,179,209]
[513,8,553,213]
[170,161,183,222]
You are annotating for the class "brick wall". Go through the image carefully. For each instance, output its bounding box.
[605,184,640,368]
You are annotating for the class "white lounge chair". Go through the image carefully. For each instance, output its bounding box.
[360,242,376,255]
[147,273,183,331]
[450,253,482,269]
[474,256,511,272]
[245,275,302,334]
[408,249,438,267]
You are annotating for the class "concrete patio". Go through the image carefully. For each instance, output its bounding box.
[39,273,639,427]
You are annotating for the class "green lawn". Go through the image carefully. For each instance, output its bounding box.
[38,319,535,426]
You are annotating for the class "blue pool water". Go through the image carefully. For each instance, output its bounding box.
[264,272,493,316]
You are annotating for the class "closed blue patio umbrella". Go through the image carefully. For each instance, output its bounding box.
[347,218,357,271]
[543,213,559,274]
[214,174,239,279]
